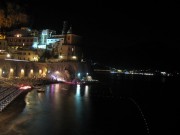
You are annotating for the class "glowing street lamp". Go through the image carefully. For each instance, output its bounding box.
[21,69,24,72]
[16,34,22,37]
[21,69,24,77]
[10,68,13,73]
[9,68,14,78]
[72,56,77,59]
[7,53,11,58]
[39,69,42,74]
[30,69,33,74]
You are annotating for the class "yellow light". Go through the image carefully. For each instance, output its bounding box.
[33,56,38,61]
[21,69,24,73]
[16,34,22,37]
[39,69,42,74]
[21,69,24,77]
[10,68,13,72]
[55,71,60,74]
[0,68,2,76]
[72,56,77,59]
[30,69,33,74]
[7,54,11,58]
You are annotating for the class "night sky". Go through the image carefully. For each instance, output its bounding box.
[2,0,180,71]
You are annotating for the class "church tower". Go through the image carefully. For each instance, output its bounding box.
[62,21,68,35]
[67,26,72,34]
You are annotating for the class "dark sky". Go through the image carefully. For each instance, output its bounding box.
[2,0,180,71]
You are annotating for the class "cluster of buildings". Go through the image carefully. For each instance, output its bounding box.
[0,21,83,62]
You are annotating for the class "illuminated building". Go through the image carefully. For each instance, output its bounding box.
[4,22,82,62]
[0,32,9,59]
[0,50,10,59]
[0,39,7,50]
[48,24,82,62]
[0,33,6,40]
[12,49,39,61]
[6,27,38,53]
[39,29,56,46]
[40,22,82,62]
[0,33,7,51]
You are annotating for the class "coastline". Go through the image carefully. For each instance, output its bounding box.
[0,77,60,112]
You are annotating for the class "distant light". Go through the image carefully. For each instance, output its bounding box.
[16,34,22,37]
[5,58,29,62]
[55,71,60,74]
[30,69,33,74]
[21,69,24,74]
[37,45,46,49]
[39,69,42,74]
[144,73,154,76]
[19,85,31,90]
[33,56,38,61]
[161,72,166,75]
[72,56,77,59]
[57,77,65,82]
[32,43,38,48]
[6,53,11,58]
[117,70,122,73]
[10,68,13,72]
[124,71,129,74]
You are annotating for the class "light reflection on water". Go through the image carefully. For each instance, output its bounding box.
[84,85,89,97]
[0,83,93,135]
[75,84,81,97]
[1,74,178,135]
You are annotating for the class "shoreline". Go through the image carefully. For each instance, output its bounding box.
[0,77,61,87]
[0,77,60,112]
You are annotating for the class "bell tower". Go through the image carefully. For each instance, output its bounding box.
[62,21,68,35]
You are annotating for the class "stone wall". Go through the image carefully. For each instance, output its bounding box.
[0,60,92,81]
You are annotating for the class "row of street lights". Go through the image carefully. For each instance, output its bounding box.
[0,68,46,78]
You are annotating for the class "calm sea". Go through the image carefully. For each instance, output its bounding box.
[0,72,179,135]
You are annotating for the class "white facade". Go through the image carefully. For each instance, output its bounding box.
[47,38,61,45]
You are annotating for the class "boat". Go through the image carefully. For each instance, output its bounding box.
[33,86,45,92]
[36,88,45,92]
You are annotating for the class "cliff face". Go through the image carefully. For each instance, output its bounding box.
[0,60,92,81]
